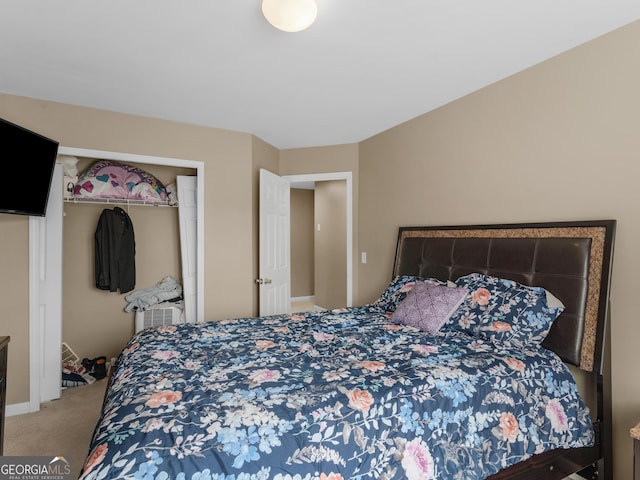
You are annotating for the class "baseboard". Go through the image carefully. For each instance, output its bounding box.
[6,401,33,417]
[291,296,314,302]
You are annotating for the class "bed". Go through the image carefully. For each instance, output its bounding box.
[79,220,615,480]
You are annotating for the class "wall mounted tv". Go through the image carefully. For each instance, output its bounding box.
[0,117,59,217]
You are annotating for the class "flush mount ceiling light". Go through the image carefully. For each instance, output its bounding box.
[261,0,318,33]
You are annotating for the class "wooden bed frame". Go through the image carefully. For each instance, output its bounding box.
[392,220,616,480]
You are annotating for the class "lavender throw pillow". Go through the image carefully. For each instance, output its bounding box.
[391,281,468,333]
[367,275,448,313]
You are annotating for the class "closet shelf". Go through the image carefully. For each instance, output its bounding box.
[64,196,178,208]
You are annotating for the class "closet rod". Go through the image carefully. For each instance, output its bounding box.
[63,196,177,208]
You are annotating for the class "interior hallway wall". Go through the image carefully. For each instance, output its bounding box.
[279,143,359,309]
[314,180,347,309]
[290,188,314,298]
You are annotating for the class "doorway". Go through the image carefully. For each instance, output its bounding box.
[284,172,353,309]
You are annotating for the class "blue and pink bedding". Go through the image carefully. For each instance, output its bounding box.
[79,305,594,480]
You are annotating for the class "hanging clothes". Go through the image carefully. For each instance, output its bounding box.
[94,207,136,293]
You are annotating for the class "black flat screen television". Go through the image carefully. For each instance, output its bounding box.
[0,117,59,217]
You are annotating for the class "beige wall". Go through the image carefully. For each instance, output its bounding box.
[290,189,314,298]
[279,144,360,306]
[0,94,257,405]
[290,181,348,308]
[0,215,30,405]
[358,20,640,478]
[315,180,347,309]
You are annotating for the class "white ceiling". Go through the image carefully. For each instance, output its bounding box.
[1,1,639,150]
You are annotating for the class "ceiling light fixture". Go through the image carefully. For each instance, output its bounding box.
[261,0,318,33]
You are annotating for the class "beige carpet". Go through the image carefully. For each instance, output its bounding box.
[4,379,108,479]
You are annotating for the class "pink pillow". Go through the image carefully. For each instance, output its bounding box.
[391,281,468,333]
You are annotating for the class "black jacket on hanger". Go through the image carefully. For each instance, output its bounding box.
[95,207,136,293]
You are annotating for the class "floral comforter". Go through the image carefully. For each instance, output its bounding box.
[80,307,594,480]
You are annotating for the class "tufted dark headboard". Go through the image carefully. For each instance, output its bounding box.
[393,220,616,374]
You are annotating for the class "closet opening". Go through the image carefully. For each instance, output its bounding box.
[27,147,204,412]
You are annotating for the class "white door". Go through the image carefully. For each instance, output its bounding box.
[177,176,198,323]
[30,163,63,406]
[259,169,290,316]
